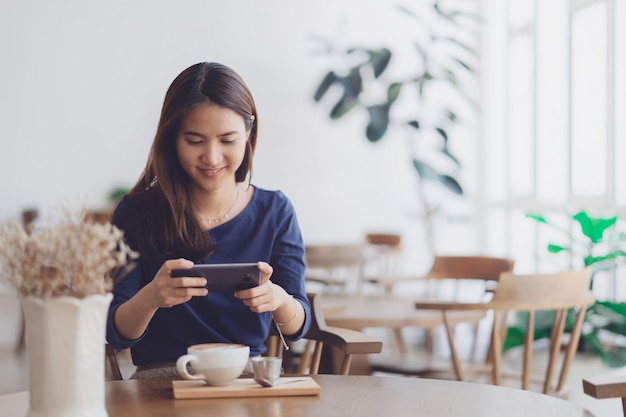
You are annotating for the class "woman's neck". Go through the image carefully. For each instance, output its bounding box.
[193,184,240,226]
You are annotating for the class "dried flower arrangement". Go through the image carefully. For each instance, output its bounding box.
[0,207,138,298]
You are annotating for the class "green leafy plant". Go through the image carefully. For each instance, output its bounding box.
[108,186,130,204]
[504,210,626,367]
[311,1,480,252]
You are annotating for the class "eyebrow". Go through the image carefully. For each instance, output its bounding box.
[181,130,239,138]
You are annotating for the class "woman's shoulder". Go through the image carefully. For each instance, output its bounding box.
[252,186,287,200]
[251,186,294,211]
[111,194,141,229]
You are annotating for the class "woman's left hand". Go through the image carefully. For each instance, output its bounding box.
[234,261,289,313]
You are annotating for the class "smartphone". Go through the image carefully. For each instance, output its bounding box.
[170,263,261,292]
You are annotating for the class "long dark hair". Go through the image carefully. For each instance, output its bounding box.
[129,62,258,261]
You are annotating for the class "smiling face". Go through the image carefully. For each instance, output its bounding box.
[176,101,250,194]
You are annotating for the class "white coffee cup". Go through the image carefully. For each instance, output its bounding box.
[176,343,250,386]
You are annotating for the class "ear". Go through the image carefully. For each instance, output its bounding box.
[246,115,255,140]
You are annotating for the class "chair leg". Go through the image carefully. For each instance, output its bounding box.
[392,328,406,354]
[106,344,123,381]
[443,311,464,381]
[296,340,315,374]
[522,311,535,391]
[338,355,353,376]
[491,313,502,386]
[309,341,324,375]
[556,306,587,394]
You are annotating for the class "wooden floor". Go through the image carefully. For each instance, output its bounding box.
[1,295,625,417]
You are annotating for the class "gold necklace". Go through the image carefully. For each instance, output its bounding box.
[198,187,240,224]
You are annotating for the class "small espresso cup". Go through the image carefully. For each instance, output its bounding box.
[176,343,250,386]
[251,356,282,384]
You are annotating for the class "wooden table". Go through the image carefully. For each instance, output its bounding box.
[320,293,486,330]
[319,293,491,376]
[0,375,593,417]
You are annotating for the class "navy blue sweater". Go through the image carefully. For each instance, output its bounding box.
[105,186,311,365]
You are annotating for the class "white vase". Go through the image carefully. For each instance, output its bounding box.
[21,293,113,417]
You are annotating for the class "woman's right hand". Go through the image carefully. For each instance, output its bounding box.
[148,258,208,309]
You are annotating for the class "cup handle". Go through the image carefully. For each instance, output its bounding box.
[176,354,202,380]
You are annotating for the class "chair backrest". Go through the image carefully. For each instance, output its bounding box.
[265,292,382,375]
[365,233,402,247]
[106,292,382,380]
[488,269,595,396]
[427,255,515,282]
[304,244,366,293]
[363,233,403,285]
[422,255,515,301]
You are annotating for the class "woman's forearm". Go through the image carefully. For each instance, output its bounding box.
[272,294,305,336]
[113,284,159,341]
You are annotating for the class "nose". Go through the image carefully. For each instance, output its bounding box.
[200,141,222,166]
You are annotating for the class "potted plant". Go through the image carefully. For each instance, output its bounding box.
[0,206,138,416]
[504,210,626,367]
[311,1,480,253]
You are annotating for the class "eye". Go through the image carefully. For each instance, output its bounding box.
[221,138,237,145]
[185,138,204,145]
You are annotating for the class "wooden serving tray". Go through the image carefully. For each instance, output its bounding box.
[172,377,321,399]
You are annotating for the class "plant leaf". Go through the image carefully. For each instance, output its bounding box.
[313,71,338,102]
[345,68,363,98]
[412,160,463,195]
[585,251,626,266]
[573,211,617,243]
[365,105,390,142]
[330,94,358,119]
[439,175,463,195]
[547,244,568,253]
[441,147,461,166]
[526,213,548,224]
[451,57,473,72]
[387,82,402,103]
[435,127,448,142]
[368,48,392,78]
[407,120,420,130]
[412,159,438,179]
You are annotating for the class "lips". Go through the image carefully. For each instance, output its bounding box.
[198,166,225,178]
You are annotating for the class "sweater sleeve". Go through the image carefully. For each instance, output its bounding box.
[105,196,148,349]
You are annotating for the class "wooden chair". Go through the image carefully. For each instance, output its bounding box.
[362,233,403,291]
[371,255,514,295]
[369,255,515,371]
[106,292,383,380]
[583,376,626,416]
[266,292,383,375]
[412,269,594,397]
[304,243,367,293]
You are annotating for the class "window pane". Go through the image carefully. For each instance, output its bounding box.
[483,0,508,202]
[616,0,626,204]
[508,34,534,197]
[509,209,535,273]
[571,2,607,197]
[484,207,509,256]
[536,0,568,203]
[508,0,534,31]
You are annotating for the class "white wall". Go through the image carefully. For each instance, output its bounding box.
[0,0,479,274]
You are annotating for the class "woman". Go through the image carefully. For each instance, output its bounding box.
[106,62,311,378]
